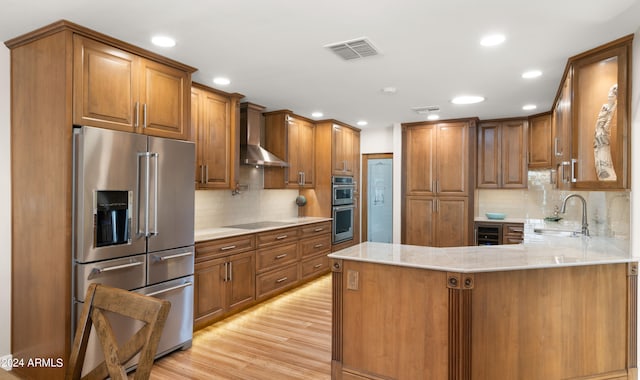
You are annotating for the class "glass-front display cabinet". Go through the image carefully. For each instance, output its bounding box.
[553,35,632,190]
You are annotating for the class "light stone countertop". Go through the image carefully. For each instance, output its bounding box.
[195,216,332,242]
[328,236,634,273]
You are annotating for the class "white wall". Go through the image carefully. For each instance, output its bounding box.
[0,46,11,358]
[360,126,394,154]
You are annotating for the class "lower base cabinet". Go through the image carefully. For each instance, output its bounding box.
[194,221,331,330]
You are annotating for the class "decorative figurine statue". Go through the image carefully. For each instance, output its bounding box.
[593,83,618,181]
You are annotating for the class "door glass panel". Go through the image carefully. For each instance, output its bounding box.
[367,158,393,243]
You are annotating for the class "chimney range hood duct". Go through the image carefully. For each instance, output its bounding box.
[239,102,289,167]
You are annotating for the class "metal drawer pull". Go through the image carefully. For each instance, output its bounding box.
[314,244,324,248]
[158,251,193,261]
[220,245,237,251]
[276,235,288,240]
[91,261,143,275]
[275,254,288,259]
[146,282,193,297]
[313,264,323,269]
[314,228,324,232]
[276,277,288,283]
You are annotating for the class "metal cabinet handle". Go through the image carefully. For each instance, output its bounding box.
[554,137,562,157]
[275,254,288,259]
[142,103,148,129]
[314,244,324,248]
[570,158,577,183]
[205,165,209,184]
[220,245,237,251]
[199,165,205,184]
[90,261,144,276]
[276,235,288,240]
[134,102,139,129]
[314,228,324,232]
[313,263,323,269]
[157,251,193,262]
[228,262,233,282]
[276,277,288,283]
[146,282,193,297]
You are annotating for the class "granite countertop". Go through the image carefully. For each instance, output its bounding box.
[195,216,332,242]
[328,235,633,273]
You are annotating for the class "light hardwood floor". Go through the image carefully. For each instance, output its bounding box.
[150,275,332,380]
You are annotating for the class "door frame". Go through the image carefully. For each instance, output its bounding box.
[361,153,393,242]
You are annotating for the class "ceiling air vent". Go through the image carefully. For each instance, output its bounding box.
[325,37,379,60]
[411,106,440,115]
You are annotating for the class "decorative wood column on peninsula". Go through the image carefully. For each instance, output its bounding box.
[331,254,638,380]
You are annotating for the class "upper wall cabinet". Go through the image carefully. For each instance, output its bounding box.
[263,111,316,189]
[332,124,359,177]
[477,119,528,189]
[73,35,192,140]
[553,35,632,190]
[191,83,243,189]
[528,113,552,169]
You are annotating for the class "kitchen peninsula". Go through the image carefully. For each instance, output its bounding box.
[329,238,637,380]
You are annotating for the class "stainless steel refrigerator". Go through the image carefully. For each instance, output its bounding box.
[72,125,194,373]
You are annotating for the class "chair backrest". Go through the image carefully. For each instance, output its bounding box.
[65,283,171,380]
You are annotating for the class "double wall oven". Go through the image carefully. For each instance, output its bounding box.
[73,126,195,373]
[332,176,355,244]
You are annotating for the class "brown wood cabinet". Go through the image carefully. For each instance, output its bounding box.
[401,119,475,247]
[477,119,528,189]
[194,235,256,330]
[194,221,331,330]
[474,221,524,245]
[5,20,196,379]
[552,35,632,190]
[332,124,359,176]
[332,259,637,380]
[264,111,316,188]
[528,112,553,169]
[191,83,243,189]
[73,34,192,140]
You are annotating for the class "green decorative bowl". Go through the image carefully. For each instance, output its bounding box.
[486,212,506,220]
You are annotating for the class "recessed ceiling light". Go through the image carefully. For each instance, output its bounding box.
[522,70,542,79]
[480,34,506,47]
[311,111,324,118]
[451,95,485,105]
[357,120,368,126]
[213,77,231,86]
[427,114,440,121]
[381,87,397,94]
[522,104,537,111]
[151,35,176,47]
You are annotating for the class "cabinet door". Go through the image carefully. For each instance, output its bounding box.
[571,44,629,189]
[139,58,189,140]
[437,122,469,194]
[286,118,301,185]
[199,90,232,188]
[477,123,500,188]
[435,197,469,247]
[403,196,435,246]
[553,72,573,188]
[501,120,527,188]
[194,257,226,324]
[227,251,255,312]
[73,35,138,132]
[403,125,435,196]
[332,125,354,175]
[298,119,315,187]
[529,114,552,169]
[191,89,203,185]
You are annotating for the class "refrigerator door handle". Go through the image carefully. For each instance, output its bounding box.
[137,152,153,237]
[149,152,159,236]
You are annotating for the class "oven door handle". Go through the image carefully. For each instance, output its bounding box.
[333,205,355,211]
[146,282,193,297]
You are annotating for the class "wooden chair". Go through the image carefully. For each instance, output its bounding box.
[65,283,171,380]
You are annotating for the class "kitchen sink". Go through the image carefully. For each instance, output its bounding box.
[533,228,582,237]
[224,221,293,230]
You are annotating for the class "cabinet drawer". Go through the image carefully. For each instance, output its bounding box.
[300,235,331,258]
[256,263,299,299]
[503,223,524,236]
[196,234,255,262]
[301,254,329,279]
[299,221,331,239]
[256,227,299,248]
[256,242,299,274]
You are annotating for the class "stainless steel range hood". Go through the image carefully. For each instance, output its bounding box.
[240,102,289,167]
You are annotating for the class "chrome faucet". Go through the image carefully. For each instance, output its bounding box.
[559,194,590,237]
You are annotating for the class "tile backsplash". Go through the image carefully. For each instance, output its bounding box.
[195,166,299,230]
[477,169,630,239]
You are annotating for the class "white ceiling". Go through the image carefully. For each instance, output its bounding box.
[2,0,640,129]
